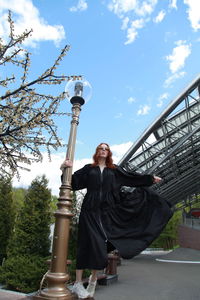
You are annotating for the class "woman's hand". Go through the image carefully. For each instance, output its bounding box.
[60,158,73,170]
[153,176,162,184]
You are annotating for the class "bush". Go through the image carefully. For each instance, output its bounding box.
[0,255,48,293]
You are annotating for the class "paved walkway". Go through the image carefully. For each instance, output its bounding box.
[0,248,200,300]
[0,289,28,300]
[94,248,200,300]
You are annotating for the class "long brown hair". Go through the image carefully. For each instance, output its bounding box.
[92,143,116,169]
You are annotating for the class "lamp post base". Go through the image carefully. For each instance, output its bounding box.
[32,291,78,300]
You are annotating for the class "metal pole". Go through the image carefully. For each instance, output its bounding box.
[34,95,84,300]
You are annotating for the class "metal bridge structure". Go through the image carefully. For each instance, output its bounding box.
[119,75,200,209]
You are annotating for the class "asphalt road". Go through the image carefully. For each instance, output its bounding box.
[94,248,200,300]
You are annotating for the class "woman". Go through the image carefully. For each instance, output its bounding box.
[61,143,173,299]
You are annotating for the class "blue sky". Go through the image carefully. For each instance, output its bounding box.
[1,0,200,195]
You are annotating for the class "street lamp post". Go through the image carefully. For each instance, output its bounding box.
[34,78,91,300]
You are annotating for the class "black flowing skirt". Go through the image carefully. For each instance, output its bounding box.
[76,187,173,270]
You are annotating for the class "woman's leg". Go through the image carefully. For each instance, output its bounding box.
[87,270,97,297]
[90,270,97,281]
[75,269,83,282]
[72,269,89,298]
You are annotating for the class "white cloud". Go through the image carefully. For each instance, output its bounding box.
[157,92,169,107]
[125,26,138,44]
[0,0,65,47]
[164,71,186,88]
[69,0,88,12]
[164,31,177,43]
[169,0,177,9]
[184,0,200,31]
[73,158,92,171]
[135,0,157,17]
[164,40,191,87]
[114,112,123,118]
[13,151,92,196]
[108,0,157,17]
[154,10,166,23]
[110,141,133,162]
[128,96,136,103]
[166,40,191,73]
[121,16,130,30]
[137,104,151,115]
[108,0,138,16]
[13,152,66,196]
[108,0,158,45]
[132,18,145,28]
[125,18,145,44]
[13,142,133,195]
[107,0,200,45]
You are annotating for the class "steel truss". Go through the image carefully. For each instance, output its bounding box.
[119,75,200,208]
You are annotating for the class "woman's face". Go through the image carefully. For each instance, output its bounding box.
[97,143,109,159]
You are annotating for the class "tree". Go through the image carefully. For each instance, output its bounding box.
[49,194,58,223]
[151,209,182,249]
[0,11,80,177]
[12,187,27,220]
[0,175,52,292]
[7,175,52,257]
[0,177,14,264]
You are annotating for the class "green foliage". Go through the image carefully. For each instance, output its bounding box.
[49,195,58,223]
[12,187,26,211]
[68,192,79,261]
[67,192,79,281]
[151,209,182,249]
[1,175,52,292]
[187,198,200,210]
[67,259,76,282]
[7,175,51,257]
[0,177,14,264]
[68,225,78,261]
[0,255,48,293]
[153,197,200,250]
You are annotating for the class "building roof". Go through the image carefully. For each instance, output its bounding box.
[119,75,200,208]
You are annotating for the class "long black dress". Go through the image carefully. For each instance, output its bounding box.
[71,164,173,270]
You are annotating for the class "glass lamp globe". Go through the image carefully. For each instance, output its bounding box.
[65,77,92,105]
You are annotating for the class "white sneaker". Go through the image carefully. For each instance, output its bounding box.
[86,275,97,297]
[72,282,90,299]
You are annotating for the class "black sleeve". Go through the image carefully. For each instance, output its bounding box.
[71,164,91,190]
[115,166,154,187]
